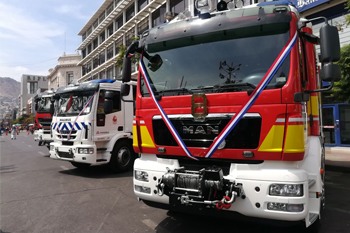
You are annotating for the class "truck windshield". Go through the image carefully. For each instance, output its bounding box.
[37,97,51,113]
[56,91,95,116]
[141,23,290,96]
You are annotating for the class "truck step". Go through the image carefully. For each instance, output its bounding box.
[309,213,319,225]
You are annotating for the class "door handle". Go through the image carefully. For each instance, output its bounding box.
[335,120,340,131]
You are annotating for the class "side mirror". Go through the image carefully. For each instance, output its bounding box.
[34,102,38,111]
[104,99,113,114]
[148,54,163,72]
[49,102,54,116]
[121,83,130,96]
[319,24,340,62]
[320,62,341,82]
[122,41,139,83]
[105,90,114,99]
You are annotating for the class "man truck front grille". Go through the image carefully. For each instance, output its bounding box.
[152,114,261,149]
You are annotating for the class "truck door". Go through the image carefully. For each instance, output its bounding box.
[94,90,123,141]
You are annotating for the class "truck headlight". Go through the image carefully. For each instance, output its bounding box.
[135,170,149,182]
[269,184,303,196]
[135,185,151,194]
[78,148,94,154]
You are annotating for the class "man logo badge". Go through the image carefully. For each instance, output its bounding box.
[191,93,208,118]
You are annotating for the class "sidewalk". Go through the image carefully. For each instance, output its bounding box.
[325,146,350,172]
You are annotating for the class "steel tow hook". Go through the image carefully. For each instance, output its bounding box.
[216,196,231,210]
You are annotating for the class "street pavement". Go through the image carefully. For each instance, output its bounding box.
[1,132,350,233]
[325,146,350,169]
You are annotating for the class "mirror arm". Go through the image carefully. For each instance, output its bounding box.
[298,16,328,29]
[305,80,334,93]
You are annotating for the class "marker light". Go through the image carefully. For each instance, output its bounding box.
[269,184,303,197]
[267,203,304,212]
[135,185,151,194]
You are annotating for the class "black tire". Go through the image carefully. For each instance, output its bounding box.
[109,140,135,173]
[70,162,91,169]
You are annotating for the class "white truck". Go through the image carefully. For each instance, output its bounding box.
[34,90,55,149]
[49,79,137,172]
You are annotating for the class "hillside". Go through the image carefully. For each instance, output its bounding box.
[0,77,20,98]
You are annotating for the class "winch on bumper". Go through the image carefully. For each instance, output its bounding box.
[157,166,243,210]
[134,158,309,222]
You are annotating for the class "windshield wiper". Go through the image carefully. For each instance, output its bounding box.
[214,82,256,89]
[155,88,194,100]
[213,82,257,95]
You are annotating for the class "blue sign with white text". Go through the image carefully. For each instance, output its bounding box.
[290,0,331,12]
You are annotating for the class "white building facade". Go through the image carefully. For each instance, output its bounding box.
[18,74,48,117]
[77,0,193,82]
[47,53,82,90]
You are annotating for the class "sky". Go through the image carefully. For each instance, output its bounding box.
[0,0,104,82]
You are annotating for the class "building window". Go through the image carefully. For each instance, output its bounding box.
[116,16,123,30]
[138,18,149,36]
[152,4,166,27]
[99,71,106,79]
[115,0,121,7]
[170,0,188,16]
[93,38,98,50]
[82,32,86,41]
[106,2,114,16]
[99,12,105,23]
[87,62,92,73]
[82,64,87,76]
[87,43,92,54]
[82,49,86,58]
[126,30,135,47]
[87,26,92,36]
[67,72,74,84]
[106,66,113,79]
[115,38,123,55]
[115,65,121,80]
[93,56,99,69]
[93,19,98,29]
[107,45,114,60]
[100,31,105,44]
[99,51,105,65]
[28,82,38,94]
[107,23,114,37]
[138,0,148,11]
[126,4,135,22]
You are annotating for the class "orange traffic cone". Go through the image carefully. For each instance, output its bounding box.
[5,131,7,136]
[27,131,29,135]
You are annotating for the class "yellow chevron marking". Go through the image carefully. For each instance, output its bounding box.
[258,125,284,152]
[133,125,138,148]
[284,125,305,153]
[140,125,156,148]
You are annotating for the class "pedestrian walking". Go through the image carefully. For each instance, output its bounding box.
[11,125,17,140]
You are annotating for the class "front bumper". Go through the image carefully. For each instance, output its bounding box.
[49,142,99,164]
[133,156,310,222]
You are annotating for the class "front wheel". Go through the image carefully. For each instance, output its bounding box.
[108,140,135,173]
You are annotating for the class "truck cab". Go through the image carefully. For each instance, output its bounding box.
[49,79,136,172]
[34,90,55,149]
[121,0,341,230]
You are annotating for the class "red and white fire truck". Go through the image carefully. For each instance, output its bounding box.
[34,90,55,149]
[121,1,341,230]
